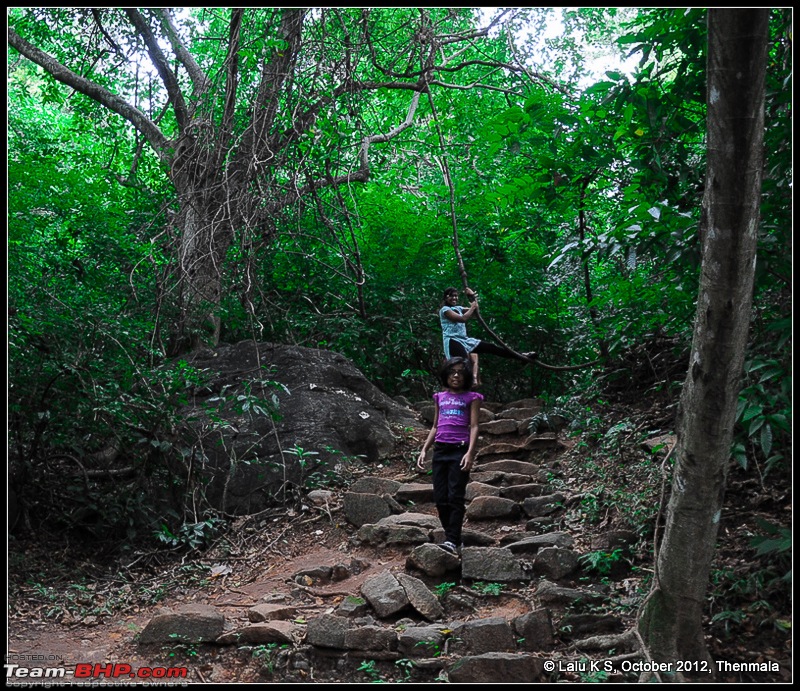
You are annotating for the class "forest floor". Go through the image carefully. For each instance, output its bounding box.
[7,390,792,684]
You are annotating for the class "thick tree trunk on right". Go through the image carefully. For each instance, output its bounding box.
[638,8,769,673]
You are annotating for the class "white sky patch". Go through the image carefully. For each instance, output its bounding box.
[481,6,639,87]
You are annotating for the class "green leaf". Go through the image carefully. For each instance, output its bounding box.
[731,442,747,470]
[624,102,634,124]
[748,416,765,436]
[584,81,616,95]
[767,414,789,432]
[759,423,773,457]
[741,404,763,422]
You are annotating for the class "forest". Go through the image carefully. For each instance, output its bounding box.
[7,7,792,681]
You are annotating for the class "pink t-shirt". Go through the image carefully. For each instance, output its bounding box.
[433,390,484,444]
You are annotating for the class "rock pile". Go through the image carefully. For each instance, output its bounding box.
[138,396,639,683]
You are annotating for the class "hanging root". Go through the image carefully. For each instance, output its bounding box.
[428,89,602,373]
[535,358,602,371]
[569,627,690,683]
[570,627,639,654]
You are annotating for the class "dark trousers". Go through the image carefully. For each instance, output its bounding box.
[447,338,525,361]
[431,442,471,545]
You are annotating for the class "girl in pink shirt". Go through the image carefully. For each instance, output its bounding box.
[417,357,484,555]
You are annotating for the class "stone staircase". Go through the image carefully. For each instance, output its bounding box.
[138,397,641,683]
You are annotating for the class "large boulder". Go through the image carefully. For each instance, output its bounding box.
[177,341,422,514]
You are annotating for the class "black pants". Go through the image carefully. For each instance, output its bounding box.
[431,442,471,545]
[447,338,525,361]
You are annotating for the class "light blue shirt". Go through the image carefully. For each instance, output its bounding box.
[440,305,481,358]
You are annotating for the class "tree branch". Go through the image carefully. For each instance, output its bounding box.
[124,9,190,131]
[218,9,244,154]
[154,8,212,99]
[275,90,423,209]
[90,9,126,59]
[7,26,168,156]
[244,8,306,159]
[428,77,521,96]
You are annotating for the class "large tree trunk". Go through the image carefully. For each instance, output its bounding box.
[166,9,306,354]
[638,9,769,673]
[167,186,230,354]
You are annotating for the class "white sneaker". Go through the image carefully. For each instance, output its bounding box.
[440,541,459,555]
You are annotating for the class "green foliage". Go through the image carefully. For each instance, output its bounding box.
[285,445,320,468]
[8,56,181,540]
[281,444,365,493]
[577,657,611,683]
[414,638,444,657]
[749,519,791,583]
[733,344,791,476]
[527,411,562,435]
[395,658,414,682]
[25,579,116,621]
[163,633,199,662]
[154,516,226,551]
[432,581,457,597]
[250,642,291,676]
[578,490,604,524]
[709,609,748,637]
[471,581,504,596]
[579,549,626,576]
[708,540,791,641]
[357,660,384,683]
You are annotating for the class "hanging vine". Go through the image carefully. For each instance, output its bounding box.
[425,89,600,373]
